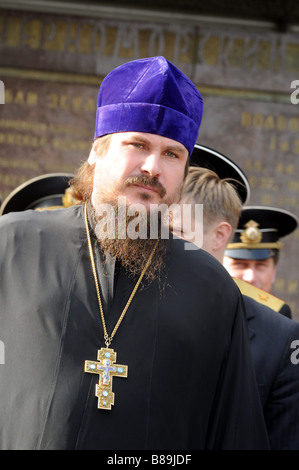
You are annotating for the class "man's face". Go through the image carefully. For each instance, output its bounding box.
[89,132,188,213]
[223,256,277,292]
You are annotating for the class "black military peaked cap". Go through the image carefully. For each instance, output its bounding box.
[0,173,75,215]
[225,205,298,260]
[190,144,250,204]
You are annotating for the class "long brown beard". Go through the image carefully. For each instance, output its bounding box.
[91,201,169,287]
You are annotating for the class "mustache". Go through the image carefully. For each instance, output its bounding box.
[124,175,166,198]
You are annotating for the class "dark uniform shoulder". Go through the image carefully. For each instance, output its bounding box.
[233,277,287,313]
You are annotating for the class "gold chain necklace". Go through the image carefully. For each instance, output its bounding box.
[83,202,159,410]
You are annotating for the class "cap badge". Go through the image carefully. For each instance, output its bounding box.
[240,220,262,244]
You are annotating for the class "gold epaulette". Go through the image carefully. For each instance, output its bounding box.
[233,278,285,313]
[35,205,64,211]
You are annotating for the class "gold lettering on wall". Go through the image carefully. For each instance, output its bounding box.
[0,133,47,147]
[1,10,299,82]
[241,112,299,132]
[0,78,96,203]
[5,89,38,106]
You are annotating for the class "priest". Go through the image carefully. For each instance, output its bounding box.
[0,56,268,450]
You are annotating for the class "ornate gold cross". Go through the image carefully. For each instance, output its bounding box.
[85,347,128,410]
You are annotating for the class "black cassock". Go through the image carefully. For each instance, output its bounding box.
[0,205,269,450]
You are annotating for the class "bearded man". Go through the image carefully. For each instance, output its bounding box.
[0,56,268,450]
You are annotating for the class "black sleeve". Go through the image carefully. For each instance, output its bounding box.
[279,303,292,319]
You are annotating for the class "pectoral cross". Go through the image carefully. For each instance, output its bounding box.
[85,347,128,410]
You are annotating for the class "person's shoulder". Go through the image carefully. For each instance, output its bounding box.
[170,236,235,282]
[0,204,83,236]
[279,302,292,319]
[233,277,287,313]
[170,236,218,265]
[0,207,36,236]
[243,293,299,334]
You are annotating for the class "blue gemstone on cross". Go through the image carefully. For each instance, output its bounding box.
[85,347,128,410]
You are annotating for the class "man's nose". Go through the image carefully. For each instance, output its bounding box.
[242,268,255,283]
[140,153,161,178]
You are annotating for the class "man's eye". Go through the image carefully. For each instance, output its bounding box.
[166,151,178,158]
[131,142,144,149]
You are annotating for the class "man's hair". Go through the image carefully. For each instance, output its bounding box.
[182,166,242,238]
[69,134,112,203]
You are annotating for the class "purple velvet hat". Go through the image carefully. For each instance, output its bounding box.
[94,56,203,155]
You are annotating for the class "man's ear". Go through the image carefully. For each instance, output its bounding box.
[214,222,232,250]
[88,140,100,165]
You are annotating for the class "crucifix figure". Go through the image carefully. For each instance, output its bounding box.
[85,347,128,410]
